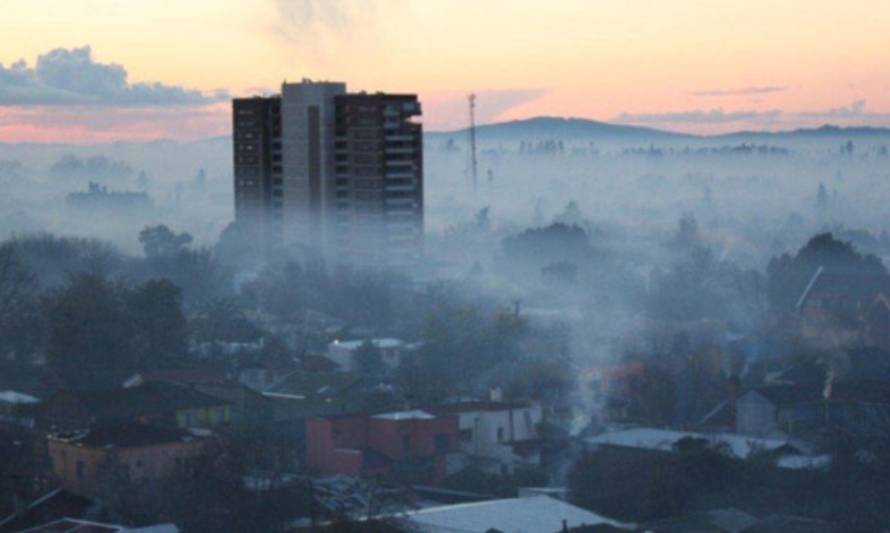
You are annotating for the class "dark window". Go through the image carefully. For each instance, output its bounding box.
[402,435,411,452]
[76,460,85,480]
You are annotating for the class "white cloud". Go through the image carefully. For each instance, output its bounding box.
[0,46,226,107]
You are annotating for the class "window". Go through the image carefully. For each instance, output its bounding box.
[76,460,85,480]
[459,429,473,443]
[402,435,411,452]
[497,427,505,442]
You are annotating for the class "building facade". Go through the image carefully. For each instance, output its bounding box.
[232,80,423,267]
[47,424,206,496]
[306,410,458,484]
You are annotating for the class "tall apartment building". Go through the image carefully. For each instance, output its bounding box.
[232,80,423,267]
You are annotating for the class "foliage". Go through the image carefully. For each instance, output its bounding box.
[44,273,188,389]
[503,223,594,269]
[767,232,888,315]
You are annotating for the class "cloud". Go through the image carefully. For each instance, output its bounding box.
[0,46,226,107]
[693,86,786,97]
[614,108,782,124]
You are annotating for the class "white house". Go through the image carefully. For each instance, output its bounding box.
[326,338,411,372]
[428,398,544,473]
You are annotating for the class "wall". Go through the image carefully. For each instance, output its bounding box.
[48,437,204,496]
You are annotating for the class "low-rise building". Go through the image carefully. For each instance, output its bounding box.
[736,380,890,439]
[426,400,544,473]
[306,409,459,484]
[40,382,231,431]
[326,338,412,372]
[47,424,207,496]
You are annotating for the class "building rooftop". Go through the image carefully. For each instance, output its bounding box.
[397,495,628,533]
[49,423,200,448]
[49,381,230,423]
[328,338,405,351]
[0,390,40,404]
[372,410,435,421]
[425,400,534,415]
[585,427,793,459]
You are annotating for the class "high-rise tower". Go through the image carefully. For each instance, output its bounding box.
[232,80,423,267]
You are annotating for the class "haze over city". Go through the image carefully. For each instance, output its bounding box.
[3,2,890,532]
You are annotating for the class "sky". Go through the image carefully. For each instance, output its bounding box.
[1,0,889,143]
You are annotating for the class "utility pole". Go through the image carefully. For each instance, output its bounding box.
[468,93,478,194]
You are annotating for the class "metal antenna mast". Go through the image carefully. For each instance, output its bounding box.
[468,93,478,193]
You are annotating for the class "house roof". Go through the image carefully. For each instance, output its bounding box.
[49,382,229,423]
[585,427,793,459]
[372,410,434,421]
[425,400,534,415]
[398,495,628,533]
[125,367,228,387]
[747,380,890,407]
[264,372,403,419]
[0,390,40,404]
[49,423,200,448]
[328,338,404,351]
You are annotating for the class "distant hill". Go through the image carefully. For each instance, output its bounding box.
[717,124,890,139]
[427,116,890,144]
[428,116,694,142]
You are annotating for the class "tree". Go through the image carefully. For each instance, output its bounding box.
[126,279,188,365]
[502,223,593,270]
[817,182,829,211]
[44,273,137,389]
[767,233,888,315]
[139,225,193,259]
[0,247,42,361]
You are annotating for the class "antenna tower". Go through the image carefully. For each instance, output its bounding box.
[467,93,478,193]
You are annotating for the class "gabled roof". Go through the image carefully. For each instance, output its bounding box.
[267,371,363,397]
[747,380,890,407]
[585,427,794,459]
[425,400,534,415]
[49,423,202,448]
[50,381,230,423]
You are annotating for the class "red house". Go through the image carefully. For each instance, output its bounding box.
[306,410,458,484]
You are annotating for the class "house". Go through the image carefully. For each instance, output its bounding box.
[736,381,890,439]
[47,423,207,497]
[192,381,275,429]
[122,367,228,388]
[306,409,459,484]
[394,494,628,533]
[39,382,231,431]
[583,427,824,470]
[425,399,543,473]
[326,338,411,372]
[237,357,298,392]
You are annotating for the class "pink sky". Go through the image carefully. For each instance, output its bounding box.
[2,0,890,143]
